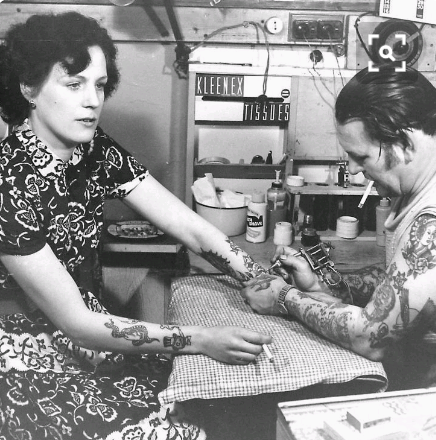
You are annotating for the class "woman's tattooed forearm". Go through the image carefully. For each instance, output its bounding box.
[161,325,191,351]
[104,318,159,346]
[103,320,192,351]
[199,239,266,281]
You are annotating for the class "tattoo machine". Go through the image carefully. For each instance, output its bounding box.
[269,242,352,303]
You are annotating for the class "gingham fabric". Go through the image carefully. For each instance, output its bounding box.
[158,275,387,405]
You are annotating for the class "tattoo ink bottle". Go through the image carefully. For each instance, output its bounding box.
[246,191,267,243]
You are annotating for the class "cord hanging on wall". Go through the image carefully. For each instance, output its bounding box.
[110,0,190,78]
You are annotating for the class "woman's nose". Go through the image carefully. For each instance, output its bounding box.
[84,86,101,107]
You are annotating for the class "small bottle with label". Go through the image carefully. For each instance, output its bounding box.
[246,191,267,243]
[267,170,287,237]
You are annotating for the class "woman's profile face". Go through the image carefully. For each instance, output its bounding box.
[26,45,108,156]
[420,223,436,247]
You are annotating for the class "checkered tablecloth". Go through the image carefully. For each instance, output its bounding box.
[158,275,387,405]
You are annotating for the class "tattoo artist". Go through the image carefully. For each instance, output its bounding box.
[242,65,436,391]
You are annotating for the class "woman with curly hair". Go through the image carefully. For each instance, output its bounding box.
[0,11,271,440]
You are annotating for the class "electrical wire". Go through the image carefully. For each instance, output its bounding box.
[327,31,345,87]
[190,21,270,98]
[354,11,378,62]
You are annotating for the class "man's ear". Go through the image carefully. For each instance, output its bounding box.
[403,142,415,165]
[402,130,421,165]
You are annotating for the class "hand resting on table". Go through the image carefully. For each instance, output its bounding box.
[199,326,272,365]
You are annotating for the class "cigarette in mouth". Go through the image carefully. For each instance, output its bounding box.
[358,181,374,209]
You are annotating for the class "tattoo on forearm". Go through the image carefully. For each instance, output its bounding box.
[286,290,353,347]
[161,325,191,351]
[369,322,392,348]
[402,214,436,278]
[104,318,159,346]
[362,274,396,329]
[200,239,266,281]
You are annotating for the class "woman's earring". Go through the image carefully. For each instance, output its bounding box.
[29,100,36,109]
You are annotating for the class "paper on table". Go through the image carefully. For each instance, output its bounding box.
[191,174,248,208]
[191,174,220,207]
[217,189,248,208]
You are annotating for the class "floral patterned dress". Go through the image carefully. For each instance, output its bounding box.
[0,122,203,440]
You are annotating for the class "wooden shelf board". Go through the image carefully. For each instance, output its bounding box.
[194,163,285,179]
[286,183,378,196]
[302,229,377,242]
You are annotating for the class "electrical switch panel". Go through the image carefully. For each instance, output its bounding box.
[289,14,345,44]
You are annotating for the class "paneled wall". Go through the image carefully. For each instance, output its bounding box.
[0,1,377,218]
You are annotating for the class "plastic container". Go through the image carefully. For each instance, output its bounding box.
[267,170,287,236]
[196,202,247,237]
[336,216,359,239]
[246,191,267,243]
[376,198,391,246]
[273,221,293,246]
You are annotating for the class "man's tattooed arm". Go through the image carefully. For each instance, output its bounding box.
[341,265,387,307]
[285,290,354,348]
[199,238,266,281]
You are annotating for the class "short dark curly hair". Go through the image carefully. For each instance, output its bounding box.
[0,11,120,125]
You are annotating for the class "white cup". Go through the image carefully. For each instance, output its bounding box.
[336,216,359,239]
[286,175,305,187]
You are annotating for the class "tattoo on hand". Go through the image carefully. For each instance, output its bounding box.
[248,273,276,291]
[104,318,159,346]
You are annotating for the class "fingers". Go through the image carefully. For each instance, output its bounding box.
[242,328,273,346]
[233,351,260,364]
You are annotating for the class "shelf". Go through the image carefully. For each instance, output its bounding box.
[286,182,379,196]
[295,229,377,242]
[194,163,285,179]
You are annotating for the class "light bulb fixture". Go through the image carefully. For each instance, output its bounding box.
[110,0,135,6]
